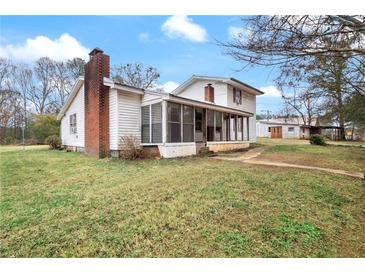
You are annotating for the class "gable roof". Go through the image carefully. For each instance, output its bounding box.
[171,75,264,96]
[57,77,84,120]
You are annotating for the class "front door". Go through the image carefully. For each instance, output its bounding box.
[271,126,282,138]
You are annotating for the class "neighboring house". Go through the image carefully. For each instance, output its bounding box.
[256,117,343,140]
[57,48,263,158]
[256,117,311,139]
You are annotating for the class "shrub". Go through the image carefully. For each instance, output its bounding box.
[3,136,15,145]
[28,114,60,144]
[309,134,326,146]
[119,135,142,160]
[45,135,62,150]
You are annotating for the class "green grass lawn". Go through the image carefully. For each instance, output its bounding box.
[0,145,364,257]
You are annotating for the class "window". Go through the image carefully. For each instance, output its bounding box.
[151,103,162,143]
[183,105,194,142]
[141,105,150,143]
[167,102,181,142]
[70,113,77,134]
[288,127,294,132]
[233,88,242,104]
[268,127,271,132]
[207,110,214,141]
[215,111,222,141]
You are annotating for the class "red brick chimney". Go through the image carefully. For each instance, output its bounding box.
[205,83,214,103]
[84,48,110,158]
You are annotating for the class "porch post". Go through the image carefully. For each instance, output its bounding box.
[162,100,167,144]
[247,117,250,141]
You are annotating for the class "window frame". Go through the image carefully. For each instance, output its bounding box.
[167,102,182,143]
[69,113,77,135]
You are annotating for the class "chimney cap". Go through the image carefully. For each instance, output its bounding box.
[89,47,104,56]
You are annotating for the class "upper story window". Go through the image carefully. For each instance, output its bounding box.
[288,127,294,132]
[204,84,214,103]
[233,88,242,105]
[70,113,77,134]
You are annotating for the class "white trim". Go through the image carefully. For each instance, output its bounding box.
[57,77,84,120]
[103,77,145,95]
[141,143,163,146]
[171,75,264,96]
[207,140,250,145]
[166,96,253,117]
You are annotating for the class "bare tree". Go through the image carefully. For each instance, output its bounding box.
[66,58,86,80]
[0,58,16,107]
[219,16,365,66]
[281,89,321,125]
[52,61,72,108]
[32,57,55,114]
[14,63,35,129]
[111,63,160,89]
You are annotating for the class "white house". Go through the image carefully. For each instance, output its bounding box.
[57,48,263,158]
[256,118,310,139]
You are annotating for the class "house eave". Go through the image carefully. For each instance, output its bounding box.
[167,94,254,116]
[57,77,84,120]
[171,75,264,96]
[103,77,145,95]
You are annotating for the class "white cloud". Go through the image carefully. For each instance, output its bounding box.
[138,32,150,42]
[0,33,90,62]
[161,15,208,43]
[259,85,282,97]
[156,81,179,93]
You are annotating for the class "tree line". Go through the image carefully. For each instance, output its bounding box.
[0,56,161,144]
[219,15,365,139]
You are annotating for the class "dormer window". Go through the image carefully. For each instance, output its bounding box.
[233,88,242,105]
[204,84,214,103]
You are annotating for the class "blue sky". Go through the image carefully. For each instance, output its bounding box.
[0,15,283,113]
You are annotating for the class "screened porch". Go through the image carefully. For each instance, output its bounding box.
[141,100,251,145]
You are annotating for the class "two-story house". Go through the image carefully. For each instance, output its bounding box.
[57,48,264,158]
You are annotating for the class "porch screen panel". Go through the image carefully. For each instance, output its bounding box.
[167,102,181,142]
[183,105,194,142]
[230,115,236,141]
[207,110,214,141]
[243,117,248,141]
[215,111,222,141]
[223,113,230,141]
[141,105,150,143]
[151,103,162,143]
[237,116,243,141]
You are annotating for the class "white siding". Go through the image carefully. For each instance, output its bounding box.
[256,122,301,139]
[109,89,119,150]
[60,84,85,147]
[118,92,142,145]
[177,80,227,105]
[142,92,163,105]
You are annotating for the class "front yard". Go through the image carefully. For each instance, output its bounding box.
[0,142,364,257]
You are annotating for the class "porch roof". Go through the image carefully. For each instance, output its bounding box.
[167,94,254,117]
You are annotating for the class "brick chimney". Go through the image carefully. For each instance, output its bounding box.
[205,83,214,103]
[84,48,110,158]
